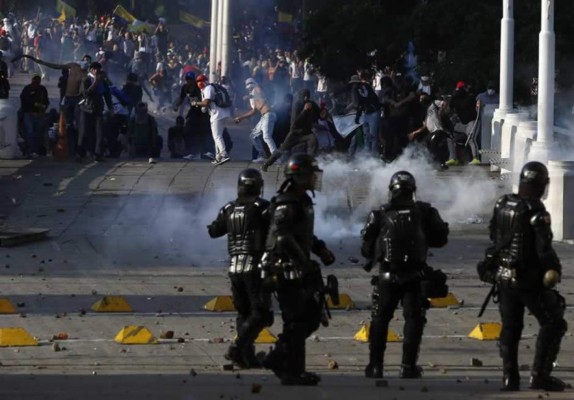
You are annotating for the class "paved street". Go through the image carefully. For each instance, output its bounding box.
[0,73,573,399]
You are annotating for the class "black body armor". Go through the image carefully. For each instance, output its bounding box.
[263,192,319,280]
[208,198,270,273]
[489,194,561,288]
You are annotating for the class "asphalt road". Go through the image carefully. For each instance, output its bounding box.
[0,72,573,400]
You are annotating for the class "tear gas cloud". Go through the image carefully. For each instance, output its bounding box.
[100,148,500,268]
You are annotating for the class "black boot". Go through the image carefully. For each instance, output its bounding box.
[500,343,520,391]
[529,319,567,392]
[501,372,520,391]
[529,375,567,392]
[399,364,422,379]
[365,363,383,379]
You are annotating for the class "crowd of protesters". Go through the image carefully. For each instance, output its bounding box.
[0,8,500,167]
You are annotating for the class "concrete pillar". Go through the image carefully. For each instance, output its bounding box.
[499,0,514,112]
[544,161,574,241]
[491,0,515,155]
[209,0,219,81]
[0,99,18,159]
[216,0,224,81]
[530,0,556,162]
[221,0,230,77]
[512,120,537,190]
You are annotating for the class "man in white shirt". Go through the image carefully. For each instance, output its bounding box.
[193,74,232,165]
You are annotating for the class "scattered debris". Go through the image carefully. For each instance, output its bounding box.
[52,343,61,352]
[347,256,359,264]
[470,358,483,367]
[190,369,197,376]
[221,364,234,371]
[212,337,225,344]
[327,360,339,370]
[177,287,184,292]
[160,331,174,339]
[251,383,262,394]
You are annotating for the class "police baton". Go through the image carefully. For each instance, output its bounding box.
[478,283,497,318]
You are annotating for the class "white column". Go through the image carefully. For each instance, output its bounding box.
[221,0,230,77]
[216,0,224,81]
[209,0,219,81]
[491,0,515,156]
[532,0,555,156]
[499,0,514,112]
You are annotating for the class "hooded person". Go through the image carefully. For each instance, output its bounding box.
[128,102,162,162]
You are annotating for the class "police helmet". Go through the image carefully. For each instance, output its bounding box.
[238,168,264,198]
[518,161,549,199]
[284,154,323,191]
[185,71,196,81]
[388,171,416,202]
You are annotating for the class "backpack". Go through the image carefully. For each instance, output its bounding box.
[378,206,426,267]
[210,83,232,108]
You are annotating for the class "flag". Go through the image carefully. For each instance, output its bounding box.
[129,20,155,34]
[56,0,76,18]
[113,5,137,24]
[278,10,293,24]
[179,11,210,29]
[57,9,66,23]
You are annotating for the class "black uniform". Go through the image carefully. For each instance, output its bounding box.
[361,171,448,379]
[480,191,566,391]
[208,194,273,368]
[261,154,334,386]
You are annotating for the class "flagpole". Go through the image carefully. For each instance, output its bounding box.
[216,0,224,82]
[221,0,230,78]
[209,0,219,81]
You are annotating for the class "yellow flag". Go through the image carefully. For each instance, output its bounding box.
[56,0,76,18]
[57,9,66,23]
[278,11,293,24]
[179,11,210,29]
[113,5,137,24]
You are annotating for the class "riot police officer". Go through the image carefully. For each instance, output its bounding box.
[207,168,273,368]
[261,153,336,386]
[361,171,449,379]
[478,161,567,391]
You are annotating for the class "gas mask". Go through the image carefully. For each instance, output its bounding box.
[487,89,495,96]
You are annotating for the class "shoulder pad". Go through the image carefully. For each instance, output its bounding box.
[530,210,551,227]
[366,210,381,225]
[254,198,270,209]
[524,198,545,212]
[380,203,392,212]
[415,201,432,210]
[275,192,299,205]
[494,195,509,209]
[223,202,234,212]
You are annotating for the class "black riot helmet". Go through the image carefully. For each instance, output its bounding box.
[388,171,416,204]
[237,168,264,199]
[518,161,549,199]
[284,153,323,191]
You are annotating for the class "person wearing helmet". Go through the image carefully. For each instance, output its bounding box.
[477,161,566,392]
[192,74,232,165]
[361,171,449,380]
[260,154,336,385]
[207,169,273,368]
[234,78,277,163]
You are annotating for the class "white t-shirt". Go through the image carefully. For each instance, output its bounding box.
[425,101,445,133]
[202,84,231,122]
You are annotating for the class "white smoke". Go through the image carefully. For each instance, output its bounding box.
[314,147,500,239]
[98,148,499,267]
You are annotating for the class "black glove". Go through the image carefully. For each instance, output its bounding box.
[318,247,335,266]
